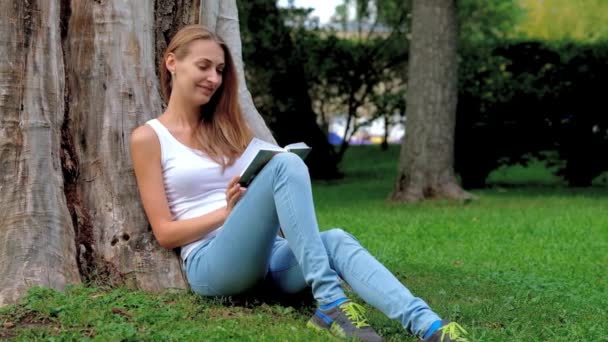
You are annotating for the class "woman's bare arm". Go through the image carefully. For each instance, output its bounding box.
[129,125,228,249]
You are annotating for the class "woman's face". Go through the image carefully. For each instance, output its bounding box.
[170,39,225,106]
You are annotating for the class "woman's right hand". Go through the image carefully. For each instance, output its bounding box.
[225,176,246,215]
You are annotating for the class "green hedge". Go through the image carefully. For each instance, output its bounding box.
[455,39,608,187]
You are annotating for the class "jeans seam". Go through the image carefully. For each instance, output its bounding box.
[279,165,345,304]
[329,245,438,337]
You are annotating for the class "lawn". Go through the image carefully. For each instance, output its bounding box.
[1,145,606,341]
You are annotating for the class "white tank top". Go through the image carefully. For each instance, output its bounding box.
[145,119,241,261]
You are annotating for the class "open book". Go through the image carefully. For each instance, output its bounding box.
[237,138,311,186]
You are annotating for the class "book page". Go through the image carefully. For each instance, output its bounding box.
[284,142,311,159]
[284,142,309,150]
[239,149,283,185]
[250,137,285,152]
[235,138,312,186]
[234,138,284,171]
[233,138,283,185]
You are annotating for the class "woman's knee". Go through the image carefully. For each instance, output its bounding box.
[270,152,308,178]
[320,228,356,255]
[273,151,305,165]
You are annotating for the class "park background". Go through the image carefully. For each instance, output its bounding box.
[0,0,606,340]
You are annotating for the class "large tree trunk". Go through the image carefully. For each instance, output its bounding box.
[390,0,471,202]
[64,0,187,291]
[0,0,81,307]
[199,0,276,143]
[0,0,276,306]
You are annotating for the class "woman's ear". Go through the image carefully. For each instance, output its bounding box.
[165,53,176,74]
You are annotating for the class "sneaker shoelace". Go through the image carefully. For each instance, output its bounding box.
[438,322,469,342]
[340,302,371,328]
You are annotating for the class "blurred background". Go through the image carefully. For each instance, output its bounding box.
[236,0,608,188]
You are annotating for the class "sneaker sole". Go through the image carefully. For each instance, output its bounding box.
[306,320,327,333]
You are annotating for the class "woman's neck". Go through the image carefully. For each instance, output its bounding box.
[164,93,200,130]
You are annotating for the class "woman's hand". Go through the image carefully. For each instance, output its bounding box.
[225,176,246,215]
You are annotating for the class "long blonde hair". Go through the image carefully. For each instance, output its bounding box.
[159,25,252,167]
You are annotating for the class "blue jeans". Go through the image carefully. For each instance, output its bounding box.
[185,153,441,336]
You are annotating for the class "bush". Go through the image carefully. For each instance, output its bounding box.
[455,39,608,187]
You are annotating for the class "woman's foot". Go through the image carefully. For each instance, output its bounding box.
[307,300,383,341]
[421,320,469,342]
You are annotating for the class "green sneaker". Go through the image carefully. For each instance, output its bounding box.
[307,300,383,341]
[421,320,469,342]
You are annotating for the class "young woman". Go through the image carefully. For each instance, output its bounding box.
[130,25,468,342]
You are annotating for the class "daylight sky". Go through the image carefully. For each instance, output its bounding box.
[276,0,344,24]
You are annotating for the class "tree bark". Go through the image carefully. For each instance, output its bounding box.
[0,0,278,306]
[0,0,81,307]
[199,0,275,143]
[390,0,472,202]
[155,0,201,77]
[64,0,187,291]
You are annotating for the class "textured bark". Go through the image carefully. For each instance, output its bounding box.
[64,0,186,290]
[390,0,472,202]
[0,1,80,306]
[199,0,276,143]
[155,0,201,79]
[0,0,277,307]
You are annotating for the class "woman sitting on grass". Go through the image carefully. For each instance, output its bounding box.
[130,24,468,342]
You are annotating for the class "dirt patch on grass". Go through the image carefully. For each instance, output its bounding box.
[0,310,57,339]
[0,322,18,340]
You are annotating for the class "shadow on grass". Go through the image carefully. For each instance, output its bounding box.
[190,258,605,341]
[199,279,315,313]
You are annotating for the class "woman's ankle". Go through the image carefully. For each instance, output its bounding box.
[319,297,348,310]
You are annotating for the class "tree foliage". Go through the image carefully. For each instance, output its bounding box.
[516,0,608,42]
[291,29,407,159]
[456,40,608,187]
[237,0,341,179]
[457,0,524,46]
[244,0,608,187]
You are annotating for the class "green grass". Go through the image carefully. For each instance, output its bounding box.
[516,0,608,42]
[2,146,607,341]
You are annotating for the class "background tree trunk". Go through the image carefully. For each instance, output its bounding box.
[390,0,472,202]
[0,0,277,306]
[0,0,81,307]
